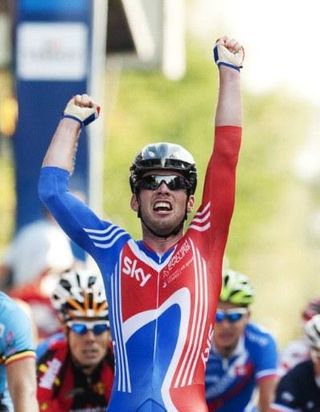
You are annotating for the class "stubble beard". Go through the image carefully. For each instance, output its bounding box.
[139,207,186,239]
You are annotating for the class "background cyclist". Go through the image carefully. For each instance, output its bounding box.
[36,270,114,412]
[205,269,278,412]
[270,313,320,411]
[278,297,320,376]
[0,291,38,411]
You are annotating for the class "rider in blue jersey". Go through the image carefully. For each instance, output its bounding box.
[0,292,38,411]
[205,269,278,412]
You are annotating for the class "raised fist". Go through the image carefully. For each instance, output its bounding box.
[213,36,244,71]
[63,94,100,127]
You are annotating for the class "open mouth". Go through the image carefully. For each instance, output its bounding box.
[82,348,98,356]
[153,201,172,212]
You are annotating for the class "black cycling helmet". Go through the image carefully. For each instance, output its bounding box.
[129,142,197,195]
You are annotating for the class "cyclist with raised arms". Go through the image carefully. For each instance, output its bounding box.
[205,269,278,412]
[270,314,320,411]
[36,269,114,411]
[38,36,244,411]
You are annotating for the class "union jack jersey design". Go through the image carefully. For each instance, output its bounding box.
[39,126,241,411]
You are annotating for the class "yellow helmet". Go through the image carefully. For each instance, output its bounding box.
[220,269,254,306]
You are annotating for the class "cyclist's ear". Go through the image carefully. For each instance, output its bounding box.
[187,195,195,213]
[130,194,139,213]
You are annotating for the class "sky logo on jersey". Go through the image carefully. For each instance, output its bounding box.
[122,256,152,287]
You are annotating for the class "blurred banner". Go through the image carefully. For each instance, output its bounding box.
[13,0,93,232]
[12,0,185,234]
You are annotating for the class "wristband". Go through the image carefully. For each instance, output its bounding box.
[213,44,243,71]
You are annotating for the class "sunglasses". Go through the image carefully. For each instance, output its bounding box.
[67,321,109,336]
[215,308,248,323]
[138,175,190,191]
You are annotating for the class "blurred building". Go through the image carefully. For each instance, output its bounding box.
[107,0,186,80]
[3,0,186,232]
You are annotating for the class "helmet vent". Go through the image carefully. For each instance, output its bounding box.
[50,270,109,322]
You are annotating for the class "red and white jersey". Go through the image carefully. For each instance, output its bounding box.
[39,126,241,411]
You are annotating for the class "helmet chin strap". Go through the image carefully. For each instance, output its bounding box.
[137,200,188,239]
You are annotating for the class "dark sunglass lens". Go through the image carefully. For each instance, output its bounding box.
[215,311,224,323]
[177,176,189,190]
[139,176,157,190]
[93,324,109,335]
[164,176,188,190]
[166,176,179,190]
[71,324,87,335]
[228,313,243,322]
[139,175,189,191]
[215,311,244,323]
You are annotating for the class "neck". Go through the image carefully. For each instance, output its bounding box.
[215,343,238,359]
[72,358,99,376]
[142,226,183,255]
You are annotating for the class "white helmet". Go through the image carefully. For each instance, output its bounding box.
[304,313,320,350]
[51,270,108,322]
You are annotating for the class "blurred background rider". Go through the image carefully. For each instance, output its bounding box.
[205,269,278,412]
[36,270,114,412]
[278,297,320,376]
[270,314,320,411]
[0,291,38,412]
[0,209,76,340]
